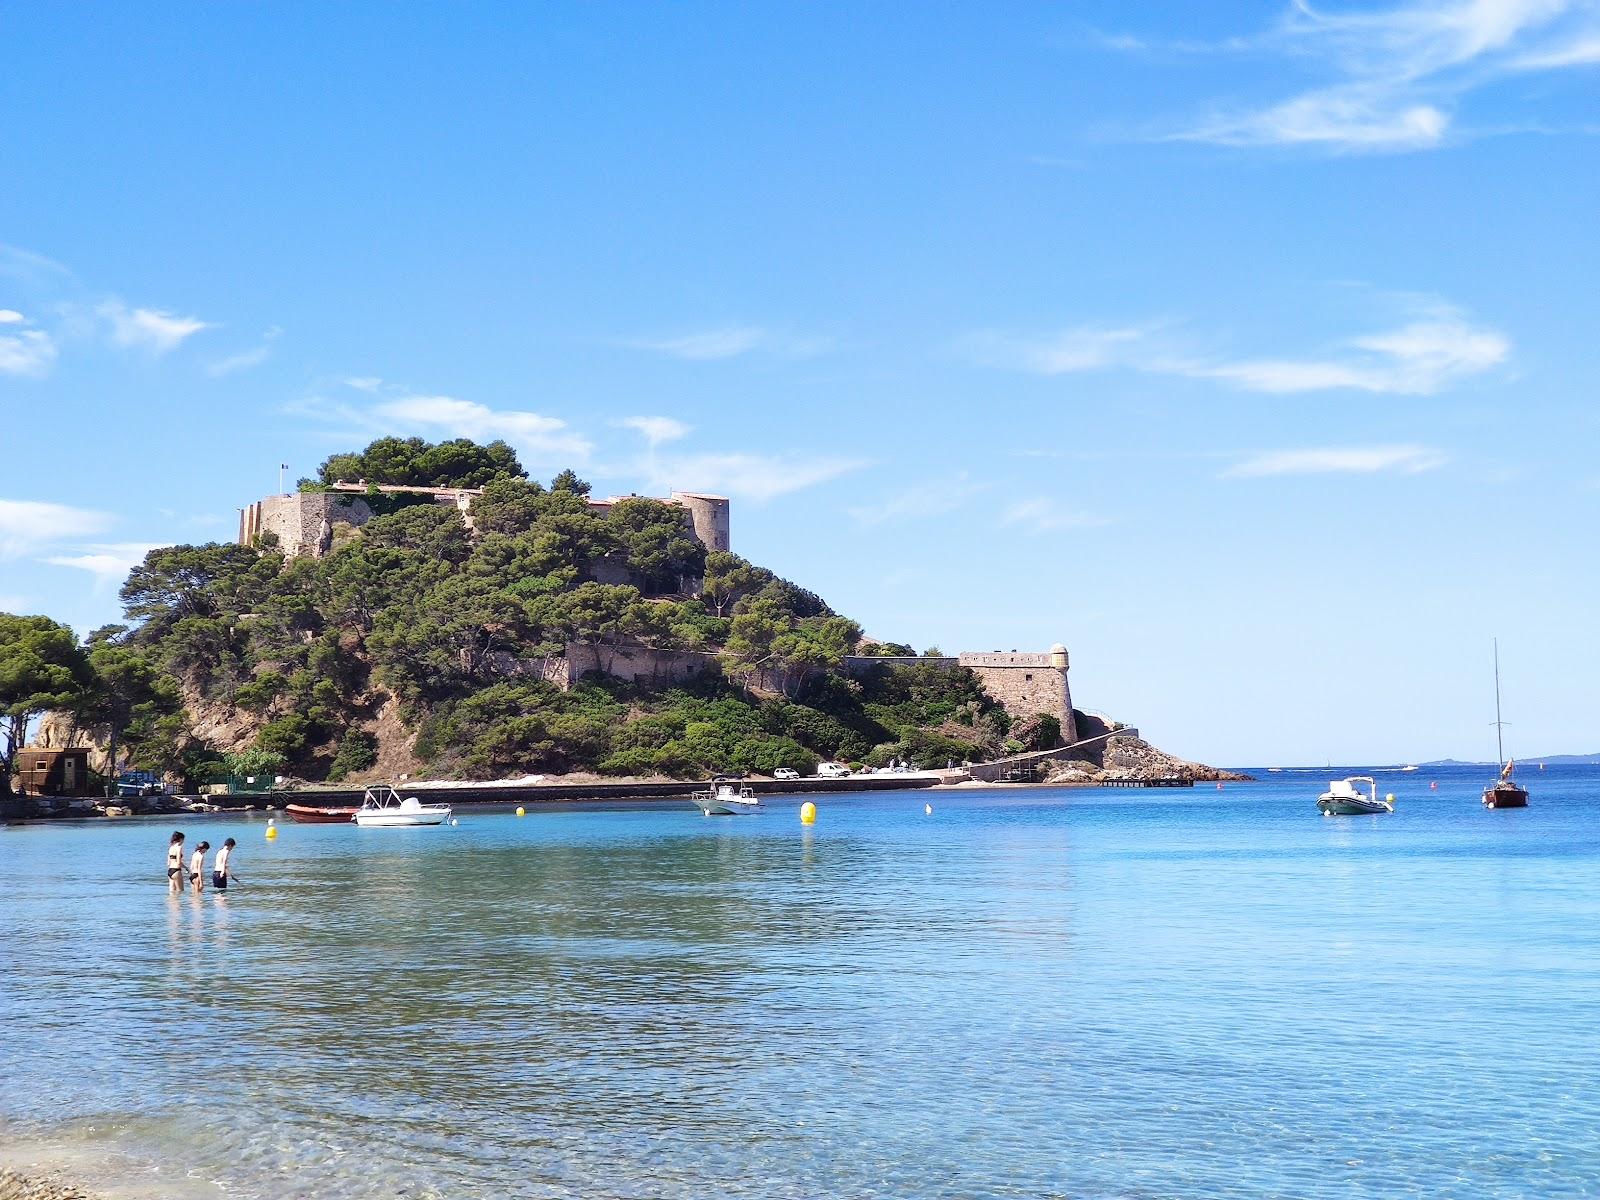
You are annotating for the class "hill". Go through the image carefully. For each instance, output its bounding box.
[19,439,1062,790]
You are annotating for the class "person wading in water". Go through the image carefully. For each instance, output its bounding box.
[166,831,186,894]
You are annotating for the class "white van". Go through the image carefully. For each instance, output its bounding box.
[816,762,852,778]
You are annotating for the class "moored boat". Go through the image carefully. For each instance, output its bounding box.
[1483,639,1529,809]
[690,778,761,816]
[1317,776,1393,816]
[353,785,451,827]
[285,803,359,824]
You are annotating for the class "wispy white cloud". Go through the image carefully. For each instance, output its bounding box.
[208,326,282,377]
[1224,444,1449,477]
[628,326,831,361]
[1159,0,1600,152]
[962,324,1154,374]
[0,499,113,558]
[100,300,211,354]
[1186,315,1509,394]
[0,312,57,377]
[645,452,867,503]
[969,302,1508,396]
[44,542,166,586]
[848,474,989,526]
[0,244,73,285]
[345,376,384,392]
[1513,33,1600,66]
[1000,498,1108,533]
[375,394,594,464]
[616,415,692,447]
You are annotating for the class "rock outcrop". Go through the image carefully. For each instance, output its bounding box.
[1042,733,1250,785]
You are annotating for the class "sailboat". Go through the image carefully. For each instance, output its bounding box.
[1483,639,1528,809]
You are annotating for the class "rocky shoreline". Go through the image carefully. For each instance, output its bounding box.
[0,1169,98,1200]
[1041,733,1252,786]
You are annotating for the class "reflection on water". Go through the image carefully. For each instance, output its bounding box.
[4,772,1600,1198]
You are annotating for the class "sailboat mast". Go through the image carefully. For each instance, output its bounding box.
[1493,637,1505,766]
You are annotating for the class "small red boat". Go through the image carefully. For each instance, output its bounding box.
[284,803,359,824]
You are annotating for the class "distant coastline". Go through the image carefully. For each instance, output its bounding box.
[1420,753,1600,766]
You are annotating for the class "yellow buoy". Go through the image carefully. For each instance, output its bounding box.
[800,801,817,825]
[1386,793,1396,807]
[265,826,278,839]
[515,807,526,817]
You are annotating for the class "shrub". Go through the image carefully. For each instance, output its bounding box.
[327,730,378,782]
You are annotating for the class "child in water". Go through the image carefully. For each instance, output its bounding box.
[189,840,210,893]
[167,831,186,893]
[212,838,240,892]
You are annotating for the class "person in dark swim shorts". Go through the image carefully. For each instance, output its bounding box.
[212,838,240,891]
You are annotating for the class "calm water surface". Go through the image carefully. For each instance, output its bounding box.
[4,767,1599,1198]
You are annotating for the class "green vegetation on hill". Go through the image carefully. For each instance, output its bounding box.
[0,438,1028,789]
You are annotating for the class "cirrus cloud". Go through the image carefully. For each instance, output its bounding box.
[1224,444,1449,478]
[375,394,594,464]
[617,415,692,447]
[644,452,867,503]
[99,299,211,354]
[44,542,167,586]
[967,301,1508,396]
[628,326,832,361]
[1146,0,1600,153]
[0,499,113,558]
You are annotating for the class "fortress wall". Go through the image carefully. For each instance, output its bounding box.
[240,494,375,557]
[561,643,720,688]
[243,486,731,559]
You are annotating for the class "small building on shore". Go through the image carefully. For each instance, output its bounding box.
[15,746,95,796]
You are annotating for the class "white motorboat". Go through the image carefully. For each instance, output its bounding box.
[1317,776,1393,816]
[690,780,762,816]
[353,785,452,827]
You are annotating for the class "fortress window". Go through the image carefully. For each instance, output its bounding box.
[1024,673,1033,681]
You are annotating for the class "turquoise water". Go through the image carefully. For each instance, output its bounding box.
[4,767,1599,1198]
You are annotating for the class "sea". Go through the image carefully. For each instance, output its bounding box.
[2,764,1598,1199]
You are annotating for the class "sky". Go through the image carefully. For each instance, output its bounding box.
[2,1,1598,765]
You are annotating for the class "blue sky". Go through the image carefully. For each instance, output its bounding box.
[3,1,1598,765]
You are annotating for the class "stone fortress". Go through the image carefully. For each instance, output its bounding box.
[238,482,731,560]
[236,484,1073,732]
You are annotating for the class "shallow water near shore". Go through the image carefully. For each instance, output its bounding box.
[4,766,1600,1198]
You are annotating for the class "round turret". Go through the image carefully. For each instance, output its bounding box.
[670,491,731,553]
[1049,643,1068,670]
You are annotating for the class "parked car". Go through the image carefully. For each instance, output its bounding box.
[773,767,800,780]
[816,762,852,778]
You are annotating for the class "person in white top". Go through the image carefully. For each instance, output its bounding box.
[189,841,210,893]
[166,831,186,894]
[211,839,240,892]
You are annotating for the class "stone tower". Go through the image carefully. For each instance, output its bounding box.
[668,491,731,554]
